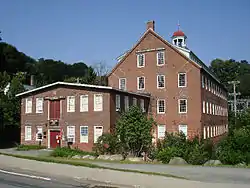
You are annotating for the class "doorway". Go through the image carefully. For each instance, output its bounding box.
[50,130,60,148]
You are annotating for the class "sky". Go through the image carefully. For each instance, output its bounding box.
[1,0,250,68]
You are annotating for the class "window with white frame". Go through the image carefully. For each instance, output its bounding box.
[157,75,165,88]
[206,102,209,114]
[157,125,166,139]
[80,95,88,112]
[36,98,43,113]
[140,99,145,112]
[94,126,103,143]
[212,104,215,115]
[80,126,88,143]
[124,96,129,111]
[157,51,165,66]
[133,97,137,106]
[178,99,187,113]
[213,126,216,137]
[179,125,188,138]
[202,75,205,88]
[208,80,211,91]
[203,101,206,113]
[25,126,32,141]
[157,99,165,114]
[115,94,120,111]
[36,127,43,141]
[25,98,32,114]
[137,53,145,67]
[209,103,212,114]
[178,73,187,87]
[119,78,126,91]
[203,127,206,139]
[67,96,75,112]
[205,77,208,90]
[67,126,75,143]
[137,76,145,90]
[210,126,213,137]
[94,94,103,111]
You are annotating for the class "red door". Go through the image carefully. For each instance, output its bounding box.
[50,131,60,148]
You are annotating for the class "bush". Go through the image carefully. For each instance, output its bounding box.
[93,133,121,155]
[50,147,96,157]
[16,144,46,151]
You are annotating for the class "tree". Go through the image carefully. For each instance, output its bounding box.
[116,106,155,157]
[93,62,111,86]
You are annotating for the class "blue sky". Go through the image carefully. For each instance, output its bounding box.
[1,0,250,68]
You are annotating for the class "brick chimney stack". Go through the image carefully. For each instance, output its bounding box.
[147,20,155,31]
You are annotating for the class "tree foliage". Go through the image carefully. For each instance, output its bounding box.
[116,106,155,157]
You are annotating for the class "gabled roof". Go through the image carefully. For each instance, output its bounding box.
[108,28,202,77]
[108,27,224,88]
[15,81,151,98]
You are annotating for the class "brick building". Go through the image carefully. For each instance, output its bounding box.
[108,21,228,141]
[17,20,228,150]
[16,82,150,151]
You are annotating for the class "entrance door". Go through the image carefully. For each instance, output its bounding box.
[50,130,60,148]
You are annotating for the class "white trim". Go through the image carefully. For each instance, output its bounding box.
[47,100,50,120]
[47,129,50,148]
[157,75,165,89]
[157,99,165,114]
[80,126,88,143]
[94,94,103,111]
[115,94,121,111]
[118,78,127,91]
[178,73,187,88]
[137,53,145,68]
[136,47,165,53]
[94,126,103,143]
[24,126,32,141]
[80,94,89,112]
[35,98,43,113]
[156,51,165,66]
[178,124,188,138]
[60,100,62,119]
[178,99,187,114]
[137,76,145,90]
[157,125,166,139]
[67,96,75,113]
[25,98,32,114]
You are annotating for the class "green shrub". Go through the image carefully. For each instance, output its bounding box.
[156,147,180,163]
[16,144,46,151]
[93,133,121,155]
[50,147,96,157]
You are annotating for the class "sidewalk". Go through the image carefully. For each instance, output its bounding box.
[0,155,249,188]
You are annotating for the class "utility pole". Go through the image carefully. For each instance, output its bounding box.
[228,81,241,118]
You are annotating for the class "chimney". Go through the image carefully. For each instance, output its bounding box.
[147,20,155,31]
[30,75,34,86]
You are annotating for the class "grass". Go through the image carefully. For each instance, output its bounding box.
[16,144,47,151]
[0,152,187,180]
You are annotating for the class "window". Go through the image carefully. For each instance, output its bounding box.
[157,75,165,88]
[212,104,214,115]
[25,126,32,141]
[210,126,213,137]
[25,98,32,113]
[207,126,210,138]
[137,53,145,67]
[206,102,209,114]
[137,76,145,90]
[203,101,206,113]
[67,96,75,112]
[209,103,212,114]
[179,125,188,138]
[119,78,126,91]
[35,98,43,113]
[157,51,165,66]
[213,126,216,137]
[94,94,103,111]
[208,80,211,91]
[94,126,103,143]
[205,77,207,90]
[124,96,129,111]
[36,127,43,141]
[157,99,165,114]
[202,75,205,88]
[133,97,137,106]
[80,95,88,112]
[178,73,187,87]
[140,99,145,112]
[203,127,206,139]
[80,126,88,143]
[157,125,166,139]
[115,95,120,111]
[178,99,187,113]
[67,126,75,143]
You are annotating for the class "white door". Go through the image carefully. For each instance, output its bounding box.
[94,126,103,143]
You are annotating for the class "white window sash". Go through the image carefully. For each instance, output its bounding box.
[116,94,121,110]
[179,125,188,138]
[67,126,75,142]
[36,127,43,141]
[140,99,145,112]
[124,96,129,111]
[94,126,103,143]
[137,76,145,90]
[157,99,165,114]
[137,54,145,68]
[80,95,88,112]
[178,99,187,113]
[178,73,187,87]
[80,126,88,143]
[157,75,165,89]
[94,94,103,111]
[119,78,126,90]
[157,51,165,66]
[36,98,43,113]
[157,125,166,138]
[25,98,32,114]
[67,96,75,112]
[25,126,32,141]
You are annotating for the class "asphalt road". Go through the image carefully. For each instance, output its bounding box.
[0,169,92,188]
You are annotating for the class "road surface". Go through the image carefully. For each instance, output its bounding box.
[0,168,94,188]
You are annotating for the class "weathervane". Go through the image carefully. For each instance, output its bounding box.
[177,21,180,31]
